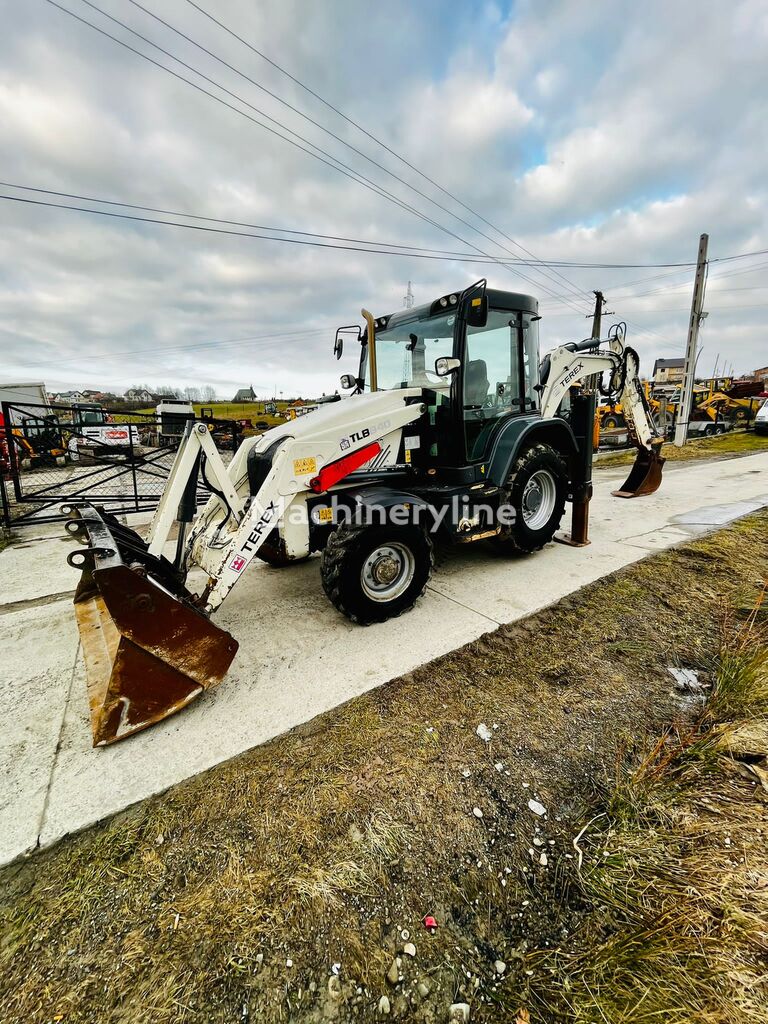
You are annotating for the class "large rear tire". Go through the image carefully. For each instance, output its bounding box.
[490,443,568,555]
[320,523,434,624]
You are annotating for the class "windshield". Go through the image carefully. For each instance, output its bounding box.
[370,310,455,391]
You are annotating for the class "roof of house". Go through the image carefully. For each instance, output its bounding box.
[232,387,256,401]
[653,358,685,372]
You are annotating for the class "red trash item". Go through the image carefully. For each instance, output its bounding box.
[423,915,438,933]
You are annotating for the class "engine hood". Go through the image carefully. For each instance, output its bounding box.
[252,389,424,452]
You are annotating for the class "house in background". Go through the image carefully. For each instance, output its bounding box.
[753,365,768,388]
[53,389,87,404]
[652,358,685,385]
[125,387,157,403]
[232,386,256,402]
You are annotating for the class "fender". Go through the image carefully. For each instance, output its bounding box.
[486,415,580,490]
[342,483,432,517]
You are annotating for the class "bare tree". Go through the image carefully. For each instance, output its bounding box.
[200,385,216,402]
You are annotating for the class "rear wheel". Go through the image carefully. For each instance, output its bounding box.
[320,523,434,624]
[490,443,568,555]
[602,414,623,429]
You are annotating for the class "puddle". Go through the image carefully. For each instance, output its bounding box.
[673,495,768,529]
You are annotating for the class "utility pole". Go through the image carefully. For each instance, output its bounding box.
[674,233,708,446]
[403,281,414,309]
[590,289,605,341]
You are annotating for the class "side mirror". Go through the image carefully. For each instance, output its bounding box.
[466,295,488,328]
[435,356,461,376]
[340,374,357,390]
[333,324,362,360]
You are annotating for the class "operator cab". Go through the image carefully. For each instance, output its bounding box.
[337,282,541,465]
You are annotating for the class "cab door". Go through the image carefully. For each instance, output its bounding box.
[462,309,530,461]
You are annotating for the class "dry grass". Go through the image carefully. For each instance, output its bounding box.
[596,428,768,468]
[0,513,766,1023]
[528,595,768,1024]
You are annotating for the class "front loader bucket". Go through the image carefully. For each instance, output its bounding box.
[65,506,238,746]
[612,443,665,498]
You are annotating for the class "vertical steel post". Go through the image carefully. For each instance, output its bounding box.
[563,291,604,546]
[129,416,139,513]
[674,234,709,447]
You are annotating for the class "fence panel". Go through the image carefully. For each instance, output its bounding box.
[0,401,242,528]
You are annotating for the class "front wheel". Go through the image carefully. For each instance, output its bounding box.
[257,529,310,568]
[320,523,434,624]
[490,443,568,555]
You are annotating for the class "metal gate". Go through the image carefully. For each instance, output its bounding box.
[1,400,243,528]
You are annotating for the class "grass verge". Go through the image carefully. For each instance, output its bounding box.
[0,513,766,1023]
[596,428,768,468]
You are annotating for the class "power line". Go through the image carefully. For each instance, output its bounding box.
[42,1,492,266]
[0,181,513,259]
[47,0,589,311]
[0,192,540,263]
[2,181,730,269]
[120,0,589,305]
[180,0,594,306]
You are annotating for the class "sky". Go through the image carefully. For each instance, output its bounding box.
[1,0,766,399]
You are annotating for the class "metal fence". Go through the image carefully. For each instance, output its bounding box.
[0,401,243,528]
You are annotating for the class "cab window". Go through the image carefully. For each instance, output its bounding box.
[463,310,521,459]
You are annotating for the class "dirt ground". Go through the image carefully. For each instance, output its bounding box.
[1,513,766,1024]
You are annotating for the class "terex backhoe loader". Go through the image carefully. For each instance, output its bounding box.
[63,281,664,746]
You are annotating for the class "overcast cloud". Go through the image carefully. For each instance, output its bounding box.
[1,0,766,398]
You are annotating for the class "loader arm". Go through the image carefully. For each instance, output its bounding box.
[538,327,664,497]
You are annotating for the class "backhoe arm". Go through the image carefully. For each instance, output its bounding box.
[538,326,664,498]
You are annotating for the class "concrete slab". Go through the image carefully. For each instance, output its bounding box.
[39,583,493,848]
[0,600,79,864]
[0,536,77,604]
[1,450,767,862]
[673,496,768,527]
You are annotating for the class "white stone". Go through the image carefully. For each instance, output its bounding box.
[476,723,492,743]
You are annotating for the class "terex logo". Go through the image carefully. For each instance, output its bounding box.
[349,428,370,444]
[240,501,279,554]
[562,361,584,386]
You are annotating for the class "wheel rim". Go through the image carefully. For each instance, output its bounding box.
[360,542,415,602]
[521,470,557,530]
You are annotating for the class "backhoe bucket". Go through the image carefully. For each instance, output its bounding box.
[65,505,238,746]
[612,443,665,498]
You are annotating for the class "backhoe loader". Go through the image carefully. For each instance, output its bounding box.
[63,281,664,746]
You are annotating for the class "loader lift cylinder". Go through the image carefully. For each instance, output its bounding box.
[174,423,201,570]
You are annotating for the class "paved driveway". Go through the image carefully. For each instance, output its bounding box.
[1,452,767,866]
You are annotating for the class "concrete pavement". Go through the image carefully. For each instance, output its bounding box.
[1,452,767,866]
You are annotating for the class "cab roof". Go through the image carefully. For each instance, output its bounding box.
[382,288,538,330]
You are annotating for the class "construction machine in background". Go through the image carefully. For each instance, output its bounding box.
[0,409,68,471]
[63,281,664,747]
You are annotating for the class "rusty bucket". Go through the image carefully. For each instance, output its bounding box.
[65,506,238,746]
[612,442,665,498]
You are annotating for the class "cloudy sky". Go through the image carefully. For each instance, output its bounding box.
[1,0,766,399]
